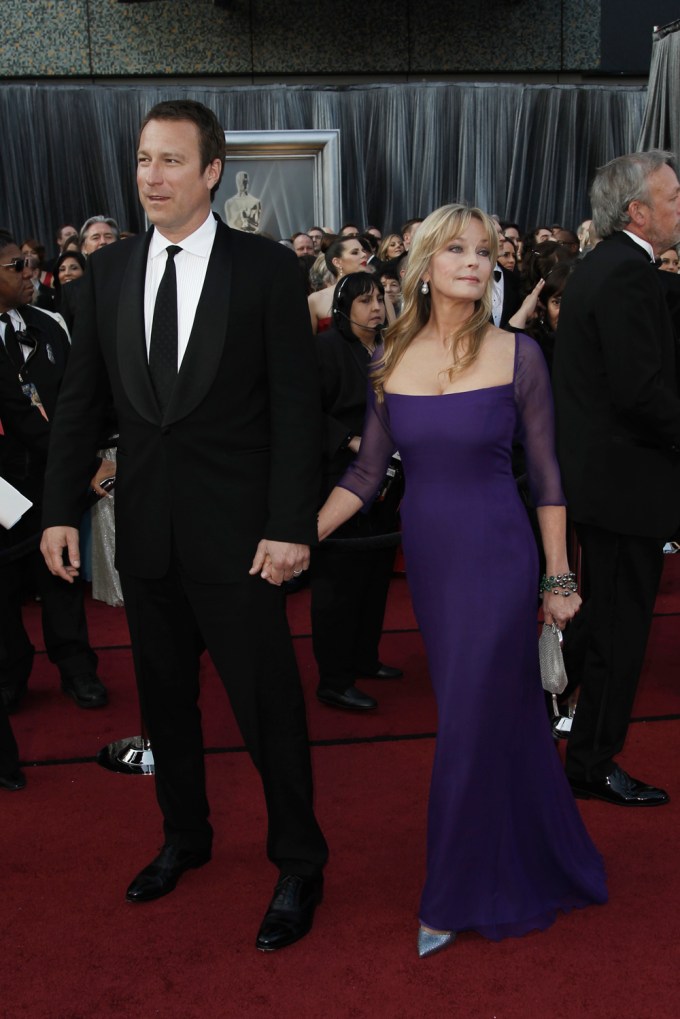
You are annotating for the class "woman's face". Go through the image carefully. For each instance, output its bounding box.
[335,239,367,275]
[423,219,493,304]
[21,244,40,279]
[658,248,680,273]
[58,257,84,284]
[380,276,401,306]
[545,294,562,332]
[497,240,516,271]
[349,286,386,334]
[386,234,405,257]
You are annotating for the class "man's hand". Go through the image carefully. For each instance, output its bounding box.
[249,539,310,586]
[40,526,81,583]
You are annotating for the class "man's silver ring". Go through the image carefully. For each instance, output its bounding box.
[293,569,302,576]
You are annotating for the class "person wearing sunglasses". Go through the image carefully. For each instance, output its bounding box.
[0,230,106,715]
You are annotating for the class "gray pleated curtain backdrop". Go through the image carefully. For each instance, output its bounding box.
[0,81,648,248]
[639,18,680,155]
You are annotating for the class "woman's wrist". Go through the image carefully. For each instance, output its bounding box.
[539,571,577,596]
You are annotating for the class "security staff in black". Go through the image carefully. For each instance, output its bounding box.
[0,231,105,713]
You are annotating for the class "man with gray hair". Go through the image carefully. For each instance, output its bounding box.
[553,150,680,806]
[79,215,119,255]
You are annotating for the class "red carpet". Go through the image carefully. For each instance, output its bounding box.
[3,559,680,1018]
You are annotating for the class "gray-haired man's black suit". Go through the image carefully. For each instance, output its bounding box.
[553,231,680,788]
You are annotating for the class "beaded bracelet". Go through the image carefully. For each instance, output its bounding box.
[539,571,578,597]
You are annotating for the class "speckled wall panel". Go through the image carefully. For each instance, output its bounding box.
[87,0,251,76]
[0,0,91,76]
[563,0,601,69]
[251,0,408,75]
[0,0,609,79]
[410,0,563,73]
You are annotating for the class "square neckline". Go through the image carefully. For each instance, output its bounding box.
[382,334,519,398]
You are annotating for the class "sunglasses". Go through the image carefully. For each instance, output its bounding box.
[0,256,39,272]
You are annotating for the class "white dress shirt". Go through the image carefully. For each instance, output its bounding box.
[491,266,504,327]
[144,212,217,368]
[622,229,654,262]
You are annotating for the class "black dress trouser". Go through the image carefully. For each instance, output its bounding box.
[564,523,664,783]
[120,563,328,877]
[310,543,396,693]
[0,697,19,776]
[0,548,97,690]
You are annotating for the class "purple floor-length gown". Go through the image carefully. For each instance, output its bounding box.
[340,334,607,939]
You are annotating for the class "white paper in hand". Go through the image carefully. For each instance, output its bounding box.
[0,476,33,529]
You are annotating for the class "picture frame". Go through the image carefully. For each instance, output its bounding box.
[215,129,341,240]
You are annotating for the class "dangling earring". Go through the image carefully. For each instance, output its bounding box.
[420,280,429,295]
[337,267,344,279]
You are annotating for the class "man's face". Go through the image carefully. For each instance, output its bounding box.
[81,222,117,254]
[0,245,35,311]
[137,118,221,242]
[403,221,422,250]
[553,230,579,255]
[293,234,315,257]
[308,229,323,252]
[57,226,77,249]
[637,163,680,255]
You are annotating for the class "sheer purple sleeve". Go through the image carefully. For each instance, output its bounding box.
[338,382,397,506]
[514,333,566,507]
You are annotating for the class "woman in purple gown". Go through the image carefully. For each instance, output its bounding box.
[318,205,607,957]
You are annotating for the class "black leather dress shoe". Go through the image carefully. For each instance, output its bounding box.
[256,874,323,951]
[359,663,404,679]
[0,680,28,714]
[61,674,108,709]
[317,685,377,711]
[126,844,212,902]
[569,764,669,806]
[0,768,26,791]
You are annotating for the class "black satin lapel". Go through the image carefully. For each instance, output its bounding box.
[164,224,232,424]
[117,230,159,424]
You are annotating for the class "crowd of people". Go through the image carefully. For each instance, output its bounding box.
[2,99,680,959]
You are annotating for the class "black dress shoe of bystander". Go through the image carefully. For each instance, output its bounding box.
[569,764,669,806]
[359,663,404,679]
[126,844,212,902]
[317,685,377,710]
[61,674,108,709]
[0,681,28,714]
[256,874,323,952]
[0,768,26,791]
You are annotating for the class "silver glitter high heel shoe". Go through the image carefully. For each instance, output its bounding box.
[417,925,456,958]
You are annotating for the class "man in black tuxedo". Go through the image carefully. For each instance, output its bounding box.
[553,150,680,806]
[41,100,328,950]
[0,234,104,713]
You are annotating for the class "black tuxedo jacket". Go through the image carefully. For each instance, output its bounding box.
[499,265,521,328]
[552,231,680,538]
[0,306,71,561]
[42,218,322,582]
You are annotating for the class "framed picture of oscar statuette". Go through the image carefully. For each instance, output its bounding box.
[215,129,341,239]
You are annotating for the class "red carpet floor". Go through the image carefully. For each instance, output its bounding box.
[2,560,680,1018]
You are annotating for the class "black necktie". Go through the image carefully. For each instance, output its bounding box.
[493,269,502,282]
[149,245,182,412]
[1,313,24,368]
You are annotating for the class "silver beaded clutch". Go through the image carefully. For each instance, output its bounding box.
[538,622,568,695]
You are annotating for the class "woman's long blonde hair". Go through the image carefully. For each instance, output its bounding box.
[372,204,498,400]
